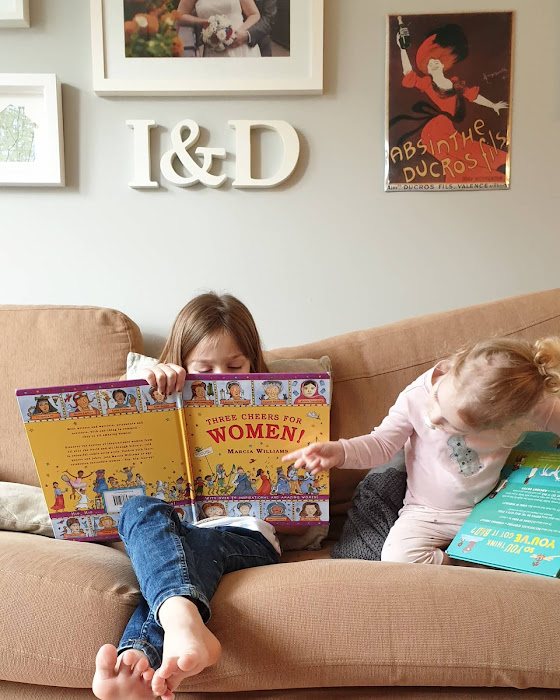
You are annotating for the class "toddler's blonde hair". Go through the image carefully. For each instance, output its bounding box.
[447,337,560,430]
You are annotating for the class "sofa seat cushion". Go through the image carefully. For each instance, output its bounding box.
[280,538,334,562]
[182,561,560,693]
[3,528,559,692]
[0,530,140,687]
[1,685,560,700]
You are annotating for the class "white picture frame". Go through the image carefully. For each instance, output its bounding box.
[0,74,65,186]
[0,0,29,27]
[90,0,323,96]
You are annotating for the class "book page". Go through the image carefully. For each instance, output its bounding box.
[16,380,196,541]
[182,373,330,527]
[448,432,560,577]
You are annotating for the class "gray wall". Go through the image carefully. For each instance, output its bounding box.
[1,0,558,356]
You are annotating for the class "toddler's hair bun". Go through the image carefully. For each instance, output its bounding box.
[533,338,560,394]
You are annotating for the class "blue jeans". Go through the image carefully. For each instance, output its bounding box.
[117,496,279,669]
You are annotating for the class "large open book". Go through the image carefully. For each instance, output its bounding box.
[448,432,560,577]
[16,372,331,541]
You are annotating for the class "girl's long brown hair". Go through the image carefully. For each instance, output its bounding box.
[159,293,268,373]
[447,337,560,430]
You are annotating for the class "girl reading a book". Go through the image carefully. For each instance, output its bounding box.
[93,293,280,700]
[285,337,560,566]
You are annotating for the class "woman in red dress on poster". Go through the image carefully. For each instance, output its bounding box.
[392,24,509,184]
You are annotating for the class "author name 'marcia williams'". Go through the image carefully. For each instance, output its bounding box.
[227,448,288,454]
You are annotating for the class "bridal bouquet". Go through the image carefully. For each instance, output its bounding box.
[201,14,235,51]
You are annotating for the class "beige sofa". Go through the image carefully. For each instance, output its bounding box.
[2,291,560,700]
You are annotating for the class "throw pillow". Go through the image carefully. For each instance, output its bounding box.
[331,450,407,560]
[126,351,158,378]
[0,482,53,537]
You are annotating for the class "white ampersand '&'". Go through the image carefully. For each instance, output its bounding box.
[160,119,227,188]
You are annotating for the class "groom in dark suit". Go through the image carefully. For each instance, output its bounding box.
[232,0,277,56]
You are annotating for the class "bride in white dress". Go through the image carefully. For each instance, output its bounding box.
[177,0,261,57]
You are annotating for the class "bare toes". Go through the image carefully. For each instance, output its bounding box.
[121,650,139,670]
[94,644,118,681]
[155,657,177,680]
[133,655,150,676]
[177,653,199,674]
[152,670,172,697]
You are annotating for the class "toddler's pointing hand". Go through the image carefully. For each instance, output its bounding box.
[282,441,345,475]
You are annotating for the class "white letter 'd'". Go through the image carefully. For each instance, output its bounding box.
[229,120,300,189]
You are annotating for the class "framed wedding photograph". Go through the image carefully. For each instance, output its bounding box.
[0,74,65,186]
[90,0,323,95]
[385,11,513,192]
[0,0,29,27]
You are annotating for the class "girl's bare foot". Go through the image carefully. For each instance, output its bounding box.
[92,644,170,700]
[152,597,222,696]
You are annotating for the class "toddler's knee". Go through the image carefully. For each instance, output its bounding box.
[381,549,413,564]
[381,545,443,565]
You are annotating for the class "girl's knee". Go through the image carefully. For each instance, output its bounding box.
[119,496,167,533]
[120,494,153,514]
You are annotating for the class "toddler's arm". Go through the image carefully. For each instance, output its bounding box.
[340,397,413,470]
[284,392,413,475]
[283,441,344,475]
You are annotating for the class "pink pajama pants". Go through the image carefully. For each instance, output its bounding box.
[381,504,473,565]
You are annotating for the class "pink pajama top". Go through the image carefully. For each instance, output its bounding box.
[340,366,560,511]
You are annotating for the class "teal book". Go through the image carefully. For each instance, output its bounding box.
[447,432,560,577]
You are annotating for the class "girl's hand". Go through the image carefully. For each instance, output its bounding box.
[493,100,508,114]
[139,363,186,396]
[282,441,345,475]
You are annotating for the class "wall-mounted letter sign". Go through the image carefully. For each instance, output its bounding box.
[127,119,300,190]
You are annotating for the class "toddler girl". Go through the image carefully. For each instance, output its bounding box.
[93,293,280,700]
[285,337,560,566]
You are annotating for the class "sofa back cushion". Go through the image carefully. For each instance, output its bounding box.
[0,306,143,486]
[267,288,560,520]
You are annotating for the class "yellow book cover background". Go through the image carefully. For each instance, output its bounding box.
[16,381,195,541]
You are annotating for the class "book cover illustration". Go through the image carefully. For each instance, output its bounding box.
[16,372,331,541]
[182,373,331,526]
[447,432,560,577]
[16,380,196,542]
